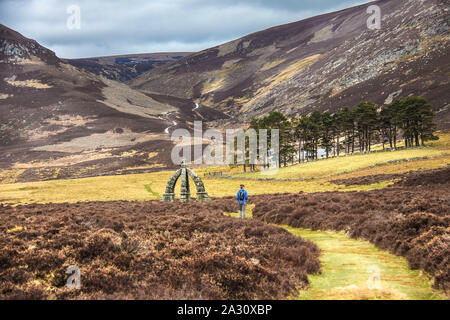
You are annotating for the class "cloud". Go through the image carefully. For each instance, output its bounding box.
[0,0,368,58]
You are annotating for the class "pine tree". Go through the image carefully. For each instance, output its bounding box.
[400,96,438,147]
[340,107,356,154]
[309,111,323,159]
[262,111,294,167]
[331,112,342,157]
[320,112,334,158]
[354,102,378,152]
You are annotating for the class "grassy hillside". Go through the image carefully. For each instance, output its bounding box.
[130,0,450,129]
[230,132,450,180]
[0,133,448,205]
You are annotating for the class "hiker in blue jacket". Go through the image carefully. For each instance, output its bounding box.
[236,184,248,219]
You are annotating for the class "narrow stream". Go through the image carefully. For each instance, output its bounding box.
[164,112,177,134]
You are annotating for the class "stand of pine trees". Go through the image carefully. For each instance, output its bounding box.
[244,96,438,170]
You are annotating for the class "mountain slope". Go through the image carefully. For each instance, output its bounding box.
[0,24,221,182]
[131,0,450,128]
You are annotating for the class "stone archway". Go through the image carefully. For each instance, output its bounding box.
[161,163,211,202]
[186,167,211,202]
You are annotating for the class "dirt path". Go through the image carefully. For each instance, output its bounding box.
[227,207,444,300]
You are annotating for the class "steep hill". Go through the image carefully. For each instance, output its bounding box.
[131,0,450,129]
[0,24,222,181]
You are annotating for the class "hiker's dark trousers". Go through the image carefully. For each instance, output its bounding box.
[239,203,246,219]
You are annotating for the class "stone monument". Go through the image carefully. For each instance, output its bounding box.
[161,161,211,202]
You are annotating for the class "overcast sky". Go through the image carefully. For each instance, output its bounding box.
[0,0,368,59]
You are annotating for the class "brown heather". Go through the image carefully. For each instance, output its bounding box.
[252,167,450,293]
[0,197,320,299]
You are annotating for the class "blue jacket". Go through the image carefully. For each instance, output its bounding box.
[236,189,248,204]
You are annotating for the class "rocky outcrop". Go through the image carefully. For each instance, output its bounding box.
[0,24,59,65]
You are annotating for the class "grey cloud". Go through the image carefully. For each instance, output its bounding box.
[0,0,368,58]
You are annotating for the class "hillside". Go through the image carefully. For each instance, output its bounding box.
[67,52,191,82]
[131,0,450,129]
[0,24,224,181]
[1,0,449,183]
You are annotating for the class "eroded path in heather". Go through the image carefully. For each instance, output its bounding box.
[227,208,444,300]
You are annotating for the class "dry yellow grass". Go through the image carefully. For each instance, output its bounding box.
[12,152,114,169]
[232,146,448,180]
[0,168,393,205]
[0,169,26,184]
[241,54,322,112]
[260,59,286,71]
[200,61,242,95]
[7,226,24,233]
[5,79,52,88]
[330,154,449,181]
[370,130,450,151]
[118,163,165,171]
[201,77,226,95]
[0,133,448,205]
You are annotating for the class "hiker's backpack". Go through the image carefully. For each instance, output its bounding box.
[238,190,245,201]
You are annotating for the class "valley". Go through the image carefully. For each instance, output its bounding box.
[0,0,449,302]
[1,147,448,299]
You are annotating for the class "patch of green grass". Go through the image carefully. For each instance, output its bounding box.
[224,209,444,300]
[284,227,445,300]
[144,182,161,198]
[225,204,254,219]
